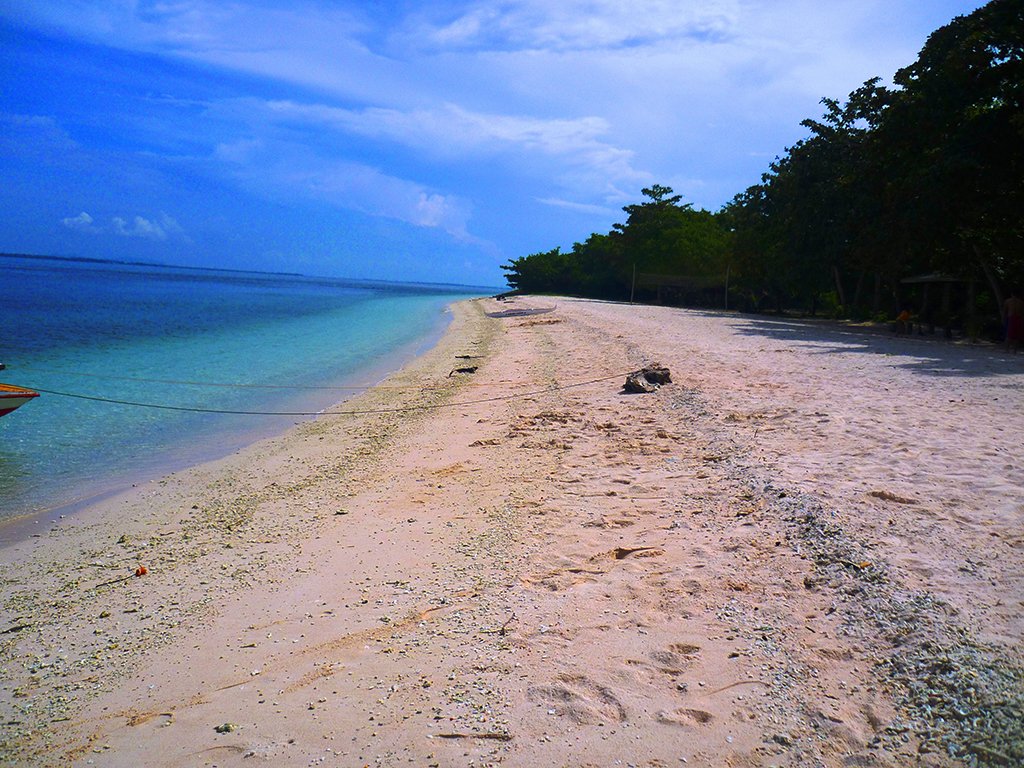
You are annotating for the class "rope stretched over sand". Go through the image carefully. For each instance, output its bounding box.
[27,371,631,416]
[15,367,450,390]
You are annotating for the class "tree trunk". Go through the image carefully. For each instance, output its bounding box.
[978,255,1006,324]
[723,264,730,310]
[967,279,978,341]
[852,271,866,313]
[921,283,931,333]
[942,281,952,339]
[832,265,847,312]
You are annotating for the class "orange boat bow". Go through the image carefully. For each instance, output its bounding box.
[0,383,40,418]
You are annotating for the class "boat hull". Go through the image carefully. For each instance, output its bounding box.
[0,384,39,418]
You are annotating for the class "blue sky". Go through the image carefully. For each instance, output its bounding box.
[0,1,987,285]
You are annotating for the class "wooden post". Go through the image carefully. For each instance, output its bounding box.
[630,263,636,304]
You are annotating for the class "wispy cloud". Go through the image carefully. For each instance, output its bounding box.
[0,113,78,160]
[0,1,410,104]
[112,213,185,240]
[214,137,476,240]
[1,1,368,54]
[407,0,741,51]
[259,99,649,198]
[536,197,621,216]
[62,211,98,233]
[308,163,475,238]
[4,0,986,277]
[263,99,610,153]
[62,210,187,241]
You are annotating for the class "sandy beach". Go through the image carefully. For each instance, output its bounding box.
[2,296,1022,767]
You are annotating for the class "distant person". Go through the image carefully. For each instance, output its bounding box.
[1005,291,1024,351]
[895,308,911,335]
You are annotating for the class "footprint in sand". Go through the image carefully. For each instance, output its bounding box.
[671,578,704,596]
[656,707,715,727]
[816,647,854,662]
[867,489,918,504]
[588,546,665,562]
[521,566,605,592]
[582,516,636,529]
[527,674,627,724]
[124,710,174,728]
[649,643,702,673]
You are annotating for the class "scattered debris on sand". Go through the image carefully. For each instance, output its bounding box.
[623,363,672,393]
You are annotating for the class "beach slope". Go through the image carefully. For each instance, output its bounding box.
[2,297,1023,767]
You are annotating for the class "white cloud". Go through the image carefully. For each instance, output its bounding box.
[214,138,476,240]
[114,214,176,240]
[536,197,620,217]
[156,212,188,239]
[62,211,98,233]
[63,211,187,240]
[113,216,156,239]
[0,1,413,106]
[1,112,79,165]
[1,3,983,122]
[261,99,649,198]
[263,99,610,155]
[5,0,987,249]
[410,0,742,51]
[413,192,458,229]
[1,1,368,54]
[309,162,474,238]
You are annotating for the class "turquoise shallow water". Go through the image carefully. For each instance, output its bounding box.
[0,256,488,521]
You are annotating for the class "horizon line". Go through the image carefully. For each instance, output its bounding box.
[0,252,503,292]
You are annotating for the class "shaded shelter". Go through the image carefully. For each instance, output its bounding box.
[899,273,975,339]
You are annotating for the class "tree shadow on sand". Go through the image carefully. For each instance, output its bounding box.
[724,314,1024,381]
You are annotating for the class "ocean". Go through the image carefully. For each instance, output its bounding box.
[0,255,489,524]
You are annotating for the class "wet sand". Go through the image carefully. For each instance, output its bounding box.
[2,296,1022,767]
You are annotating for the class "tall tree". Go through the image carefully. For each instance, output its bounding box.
[502,186,729,304]
[723,0,1022,321]
[882,0,1024,296]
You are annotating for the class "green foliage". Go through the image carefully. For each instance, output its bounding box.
[502,247,584,295]
[504,0,1021,329]
[723,0,1023,320]
[502,186,732,304]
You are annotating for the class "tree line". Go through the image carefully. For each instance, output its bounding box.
[502,0,1022,335]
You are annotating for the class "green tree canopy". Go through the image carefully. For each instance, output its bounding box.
[504,0,1021,332]
[502,186,731,303]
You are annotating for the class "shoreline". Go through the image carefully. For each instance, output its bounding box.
[2,296,1022,766]
[0,300,460,546]
[0,297,501,762]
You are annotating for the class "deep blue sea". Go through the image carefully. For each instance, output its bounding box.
[0,255,489,523]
